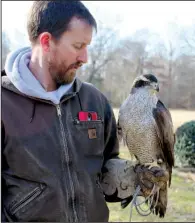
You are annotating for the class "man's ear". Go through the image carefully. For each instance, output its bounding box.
[39,32,52,52]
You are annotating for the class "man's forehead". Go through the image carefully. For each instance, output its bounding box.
[68,17,93,43]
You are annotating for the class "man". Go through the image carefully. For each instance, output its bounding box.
[1,1,163,222]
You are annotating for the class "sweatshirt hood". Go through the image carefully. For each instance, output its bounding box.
[3,47,82,104]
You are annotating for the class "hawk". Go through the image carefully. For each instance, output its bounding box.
[117,74,175,217]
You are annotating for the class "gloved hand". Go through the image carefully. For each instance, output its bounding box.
[101,158,137,203]
[101,158,169,214]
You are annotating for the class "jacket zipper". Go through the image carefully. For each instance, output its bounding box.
[10,187,42,215]
[56,104,78,222]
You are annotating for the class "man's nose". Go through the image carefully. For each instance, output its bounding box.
[77,48,88,64]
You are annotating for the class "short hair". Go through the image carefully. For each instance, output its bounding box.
[27,1,97,43]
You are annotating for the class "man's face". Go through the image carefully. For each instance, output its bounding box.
[47,17,93,85]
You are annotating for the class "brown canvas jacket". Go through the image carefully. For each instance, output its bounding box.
[1,70,119,222]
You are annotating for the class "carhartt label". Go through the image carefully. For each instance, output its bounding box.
[88,128,97,139]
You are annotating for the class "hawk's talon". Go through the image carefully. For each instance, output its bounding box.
[143,161,159,170]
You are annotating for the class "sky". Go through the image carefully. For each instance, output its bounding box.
[2,1,195,50]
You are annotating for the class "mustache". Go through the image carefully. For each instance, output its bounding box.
[68,62,83,70]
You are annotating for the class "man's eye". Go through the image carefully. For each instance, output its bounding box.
[74,45,82,50]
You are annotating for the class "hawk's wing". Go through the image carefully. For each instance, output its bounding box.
[117,118,123,143]
[117,118,127,147]
[153,100,175,186]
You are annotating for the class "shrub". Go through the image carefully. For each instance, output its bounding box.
[174,120,195,167]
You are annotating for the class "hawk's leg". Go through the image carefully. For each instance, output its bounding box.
[143,160,159,169]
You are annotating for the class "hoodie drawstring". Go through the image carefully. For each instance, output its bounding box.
[30,101,36,123]
[77,93,83,111]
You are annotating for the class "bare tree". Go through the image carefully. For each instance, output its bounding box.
[79,23,118,89]
[181,25,195,52]
[180,24,195,64]
[173,54,195,109]
[78,24,195,109]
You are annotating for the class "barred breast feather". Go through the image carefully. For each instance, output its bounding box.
[118,89,161,164]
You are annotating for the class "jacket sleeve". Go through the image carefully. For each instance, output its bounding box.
[101,99,137,202]
[1,121,7,221]
[103,99,119,164]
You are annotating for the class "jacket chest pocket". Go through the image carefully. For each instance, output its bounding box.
[73,119,104,156]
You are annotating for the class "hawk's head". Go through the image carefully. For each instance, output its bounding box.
[132,74,159,93]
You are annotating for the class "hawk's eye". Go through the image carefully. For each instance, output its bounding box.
[135,80,146,88]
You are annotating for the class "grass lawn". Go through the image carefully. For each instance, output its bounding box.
[107,146,195,222]
[107,109,195,222]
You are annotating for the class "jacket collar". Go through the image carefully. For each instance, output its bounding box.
[1,70,83,105]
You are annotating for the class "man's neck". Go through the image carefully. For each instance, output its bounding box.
[29,50,57,92]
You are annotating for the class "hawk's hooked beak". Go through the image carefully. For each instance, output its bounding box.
[151,83,159,93]
[155,85,159,92]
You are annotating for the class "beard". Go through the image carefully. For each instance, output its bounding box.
[48,59,82,85]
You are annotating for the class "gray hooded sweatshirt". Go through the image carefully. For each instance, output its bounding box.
[4,46,75,104]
